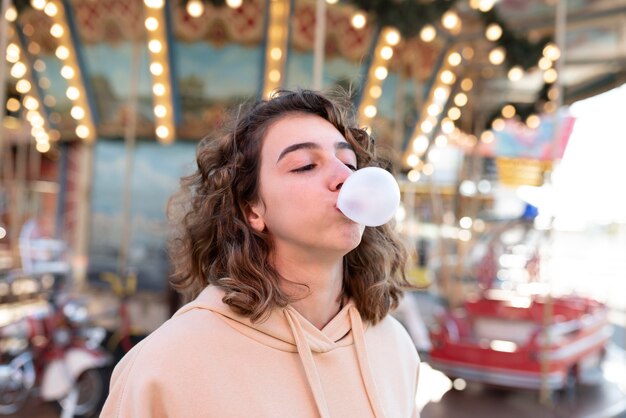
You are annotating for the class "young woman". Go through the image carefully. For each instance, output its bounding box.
[101,89,420,417]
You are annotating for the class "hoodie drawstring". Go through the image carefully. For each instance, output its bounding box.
[348,306,387,418]
[285,309,331,418]
[284,307,386,418]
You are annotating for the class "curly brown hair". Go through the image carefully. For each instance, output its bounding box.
[168,89,409,324]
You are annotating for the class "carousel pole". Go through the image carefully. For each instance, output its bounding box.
[10,120,27,268]
[312,0,326,90]
[117,37,141,280]
[539,0,567,406]
[0,0,12,184]
[0,0,24,268]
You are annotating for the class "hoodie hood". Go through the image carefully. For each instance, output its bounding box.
[174,285,387,418]
[174,285,357,353]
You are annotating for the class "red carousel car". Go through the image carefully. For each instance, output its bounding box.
[428,290,612,391]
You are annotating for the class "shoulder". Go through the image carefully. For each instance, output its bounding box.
[367,315,419,363]
[102,308,230,417]
[111,307,230,381]
[147,306,226,351]
[370,314,415,344]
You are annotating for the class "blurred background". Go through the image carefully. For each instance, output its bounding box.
[0,0,625,417]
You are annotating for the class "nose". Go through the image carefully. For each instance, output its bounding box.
[329,160,353,192]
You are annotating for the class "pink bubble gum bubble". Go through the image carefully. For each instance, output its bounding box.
[337,167,400,227]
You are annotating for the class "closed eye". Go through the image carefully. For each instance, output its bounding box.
[344,163,357,171]
[291,164,316,173]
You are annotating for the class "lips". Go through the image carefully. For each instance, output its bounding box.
[335,206,359,224]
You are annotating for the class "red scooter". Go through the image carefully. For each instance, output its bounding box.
[0,294,111,417]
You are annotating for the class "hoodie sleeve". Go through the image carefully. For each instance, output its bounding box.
[100,342,168,418]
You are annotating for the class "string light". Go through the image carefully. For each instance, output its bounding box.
[406,154,420,168]
[441,10,460,31]
[543,68,558,83]
[420,25,436,43]
[488,47,506,65]
[408,169,421,183]
[31,0,46,11]
[6,43,20,63]
[543,43,561,61]
[422,163,434,176]
[380,46,393,60]
[374,66,388,80]
[385,29,400,46]
[271,47,283,60]
[447,52,462,67]
[538,57,552,70]
[44,2,58,16]
[148,40,162,53]
[10,62,27,78]
[441,119,455,134]
[454,93,468,107]
[364,105,377,118]
[412,135,429,154]
[186,0,204,17]
[47,0,96,141]
[526,114,540,129]
[351,12,367,29]
[427,103,441,117]
[4,5,17,22]
[434,86,450,100]
[480,130,495,143]
[358,27,399,124]
[144,0,176,142]
[6,97,20,112]
[369,85,382,98]
[144,0,165,8]
[6,47,50,152]
[448,107,461,120]
[263,0,290,98]
[440,70,456,84]
[507,66,523,81]
[501,104,516,118]
[226,0,243,8]
[491,118,505,131]
[435,135,448,147]
[485,23,502,41]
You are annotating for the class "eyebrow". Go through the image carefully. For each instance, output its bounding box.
[276,141,354,163]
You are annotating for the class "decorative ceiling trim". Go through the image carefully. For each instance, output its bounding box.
[262,0,291,98]
[402,45,470,172]
[357,26,400,130]
[47,0,98,142]
[144,0,176,143]
[9,23,53,153]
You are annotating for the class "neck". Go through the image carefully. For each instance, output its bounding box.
[273,248,345,329]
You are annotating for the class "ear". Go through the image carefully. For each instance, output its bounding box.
[245,201,266,233]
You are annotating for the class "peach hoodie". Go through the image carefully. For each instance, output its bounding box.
[101,285,420,417]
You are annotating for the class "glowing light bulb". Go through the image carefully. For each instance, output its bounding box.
[507,66,523,81]
[420,25,436,42]
[485,23,502,41]
[187,0,204,17]
[489,47,506,65]
[351,12,366,29]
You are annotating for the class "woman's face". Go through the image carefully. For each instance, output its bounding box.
[247,113,365,260]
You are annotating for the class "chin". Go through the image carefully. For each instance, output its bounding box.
[339,227,364,251]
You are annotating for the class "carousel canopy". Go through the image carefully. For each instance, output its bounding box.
[1,0,625,164]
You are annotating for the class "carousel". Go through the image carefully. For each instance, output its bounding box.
[1,0,625,415]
